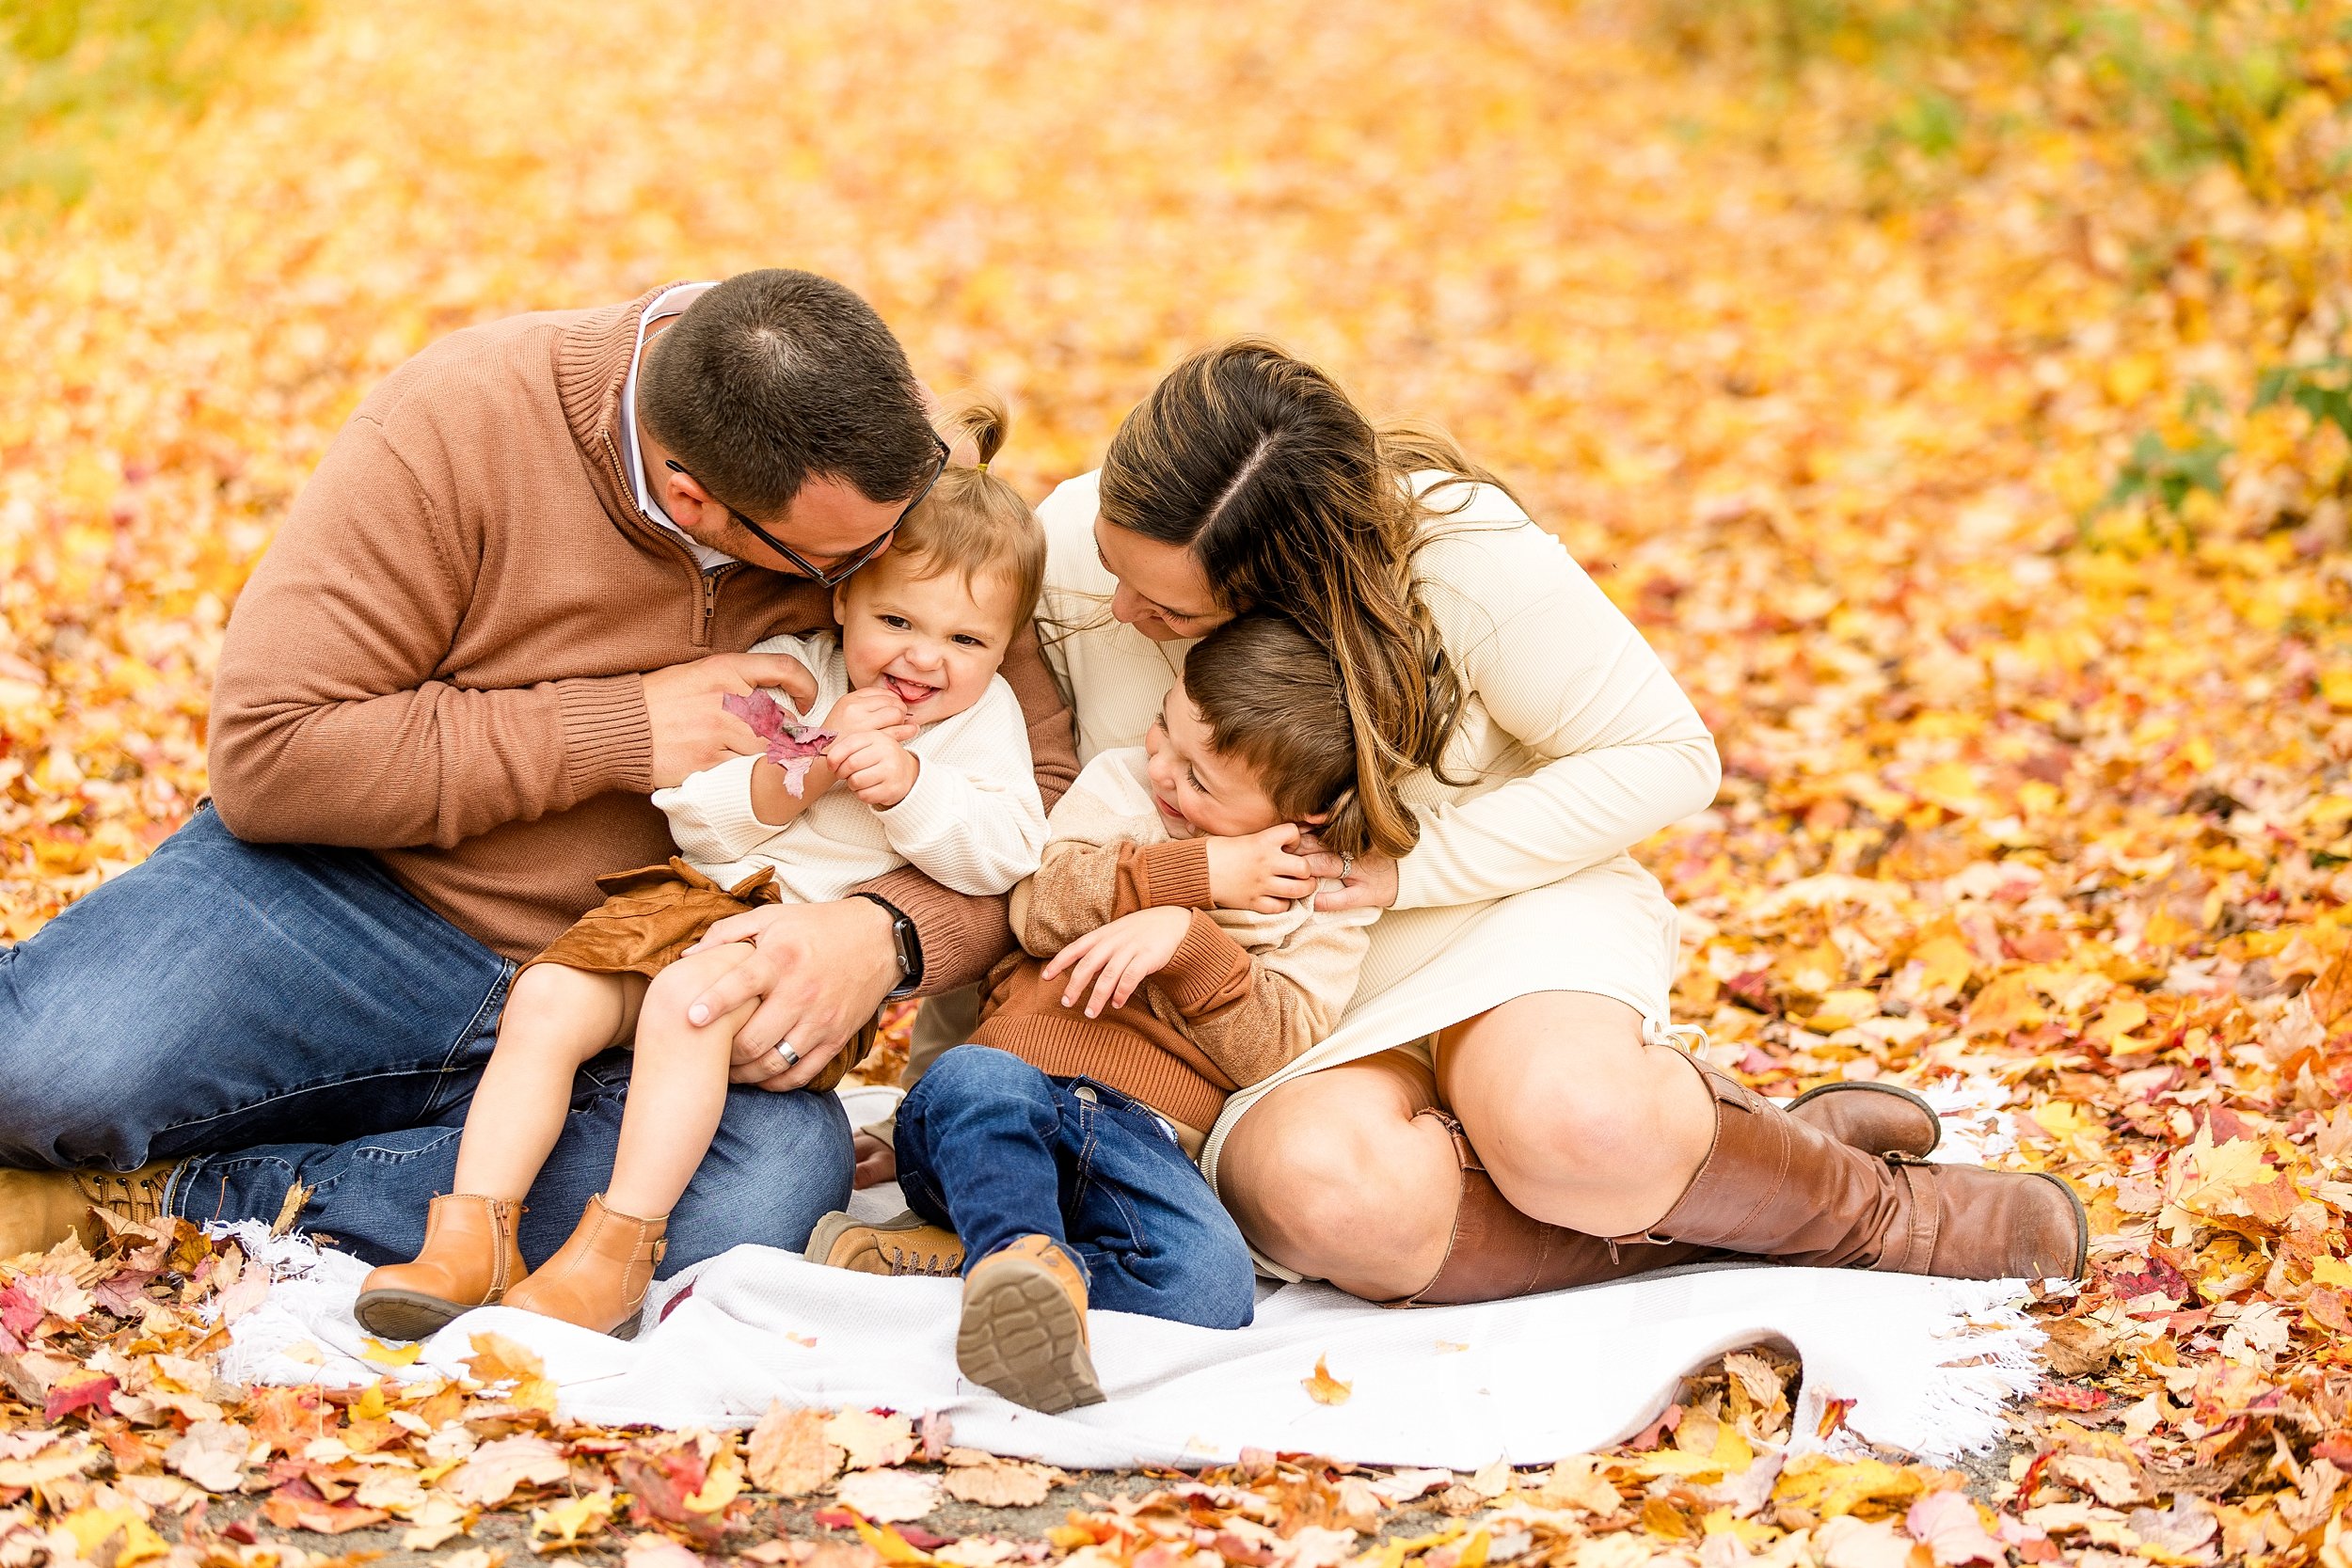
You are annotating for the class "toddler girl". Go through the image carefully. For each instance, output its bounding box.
[356,396,1047,1340]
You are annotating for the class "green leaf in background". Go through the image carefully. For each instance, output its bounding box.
[2,0,311,208]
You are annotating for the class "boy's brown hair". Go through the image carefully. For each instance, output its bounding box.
[882,389,1046,634]
[1180,613,1368,856]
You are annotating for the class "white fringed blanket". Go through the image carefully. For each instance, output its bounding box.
[218,1083,2047,1469]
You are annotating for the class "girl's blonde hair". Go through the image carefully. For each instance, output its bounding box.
[887,389,1045,631]
[1098,341,1506,860]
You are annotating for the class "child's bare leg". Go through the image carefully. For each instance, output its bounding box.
[453,963,646,1200]
[603,943,763,1220]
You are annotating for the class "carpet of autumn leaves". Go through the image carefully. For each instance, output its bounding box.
[7,0,2352,1564]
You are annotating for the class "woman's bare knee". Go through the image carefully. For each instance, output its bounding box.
[1218,1055,1458,1300]
[1441,992,1713,1235]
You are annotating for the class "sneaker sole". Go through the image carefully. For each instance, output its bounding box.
[353,1287,470,1342]
[957,1259,1104,1414]
[1788,1080,1944,1159]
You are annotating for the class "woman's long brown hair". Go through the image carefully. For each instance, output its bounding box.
[1098,340,1505,860]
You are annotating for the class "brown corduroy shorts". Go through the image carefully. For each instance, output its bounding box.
[520,858,876,1094]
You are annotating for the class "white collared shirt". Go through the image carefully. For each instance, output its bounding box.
[620,281,737,572]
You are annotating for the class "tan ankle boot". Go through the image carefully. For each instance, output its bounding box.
[0,1161,178,1259]
[957,1235,1101,1413]
[501,1195,666,1338]
[356,1195,525,1340]
[1630,1056,2087,1280]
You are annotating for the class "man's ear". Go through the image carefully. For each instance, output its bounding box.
[659,464,720,531]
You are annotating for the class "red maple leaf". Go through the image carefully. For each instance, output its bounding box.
[722,691,834,796]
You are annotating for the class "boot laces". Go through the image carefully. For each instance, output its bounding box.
[883,1243,960,1278]
[75,1167,168,1224]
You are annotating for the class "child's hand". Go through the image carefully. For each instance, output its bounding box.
[824,686,918,743]
[1041,907,1192,1018]
[1205,823,1316,913]
[827,731,920,809]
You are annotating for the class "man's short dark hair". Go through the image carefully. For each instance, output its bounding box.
[637,269,935,517]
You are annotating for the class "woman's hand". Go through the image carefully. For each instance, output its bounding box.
[1297,833,1401,912]
[1204,823,1316,913]
[1041,907,1192,1017]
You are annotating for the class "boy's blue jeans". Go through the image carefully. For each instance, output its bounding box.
[0,805,851,1275]
[896,1044,1255,1330]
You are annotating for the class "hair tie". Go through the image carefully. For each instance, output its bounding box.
[976,461,991,474]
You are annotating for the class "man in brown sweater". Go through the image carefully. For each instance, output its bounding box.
[0,271,1077,1276]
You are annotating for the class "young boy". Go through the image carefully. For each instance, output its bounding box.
[816,613,1379,1413]
[356,398,1049,1342]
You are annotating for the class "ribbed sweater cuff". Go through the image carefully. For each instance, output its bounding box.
[1157,911,1250,1015]
[858,864,1006,995]
[1137,837,1214,910]
[556,674,654,798]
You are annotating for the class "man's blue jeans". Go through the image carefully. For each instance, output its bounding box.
[896,1044,1254,1330]
[0,806,850,1275]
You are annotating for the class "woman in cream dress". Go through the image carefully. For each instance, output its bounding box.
[928,342,2086,1305]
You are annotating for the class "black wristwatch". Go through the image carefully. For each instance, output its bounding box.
[851,892,924,1000]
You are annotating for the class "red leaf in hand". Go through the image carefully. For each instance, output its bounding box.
[722,690,835,797]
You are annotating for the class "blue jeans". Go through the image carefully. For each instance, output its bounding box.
[896,1044,1254,1329]
[0,806,850,1275]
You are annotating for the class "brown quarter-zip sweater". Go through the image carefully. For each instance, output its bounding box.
[207,287,1078,975]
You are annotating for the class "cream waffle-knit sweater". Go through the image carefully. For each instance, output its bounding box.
[656,631,1047,901]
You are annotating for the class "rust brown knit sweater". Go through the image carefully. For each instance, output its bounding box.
[971,751,1375,1140]
[207,286,1077,973]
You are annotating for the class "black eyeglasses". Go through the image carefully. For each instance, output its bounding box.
[667,433,951,587]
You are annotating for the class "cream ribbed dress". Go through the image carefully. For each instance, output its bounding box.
[1031,470,1723,1202]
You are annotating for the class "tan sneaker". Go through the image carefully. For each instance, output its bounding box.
[355,1195,527,1340]
[501,1195,667,1338]
[806,1210,964,1276]
[957,1234,1103,1414]
[0,1161,177,1259]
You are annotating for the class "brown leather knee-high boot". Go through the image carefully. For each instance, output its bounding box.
[1388,1111,1721,1306]
[1624,1055,2087,1280]
[1386,1078,1974,1306]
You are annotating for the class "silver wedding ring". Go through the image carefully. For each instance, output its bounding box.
[774,1044,801,1069]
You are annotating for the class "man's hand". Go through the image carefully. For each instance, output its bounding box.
[682,898,898,1090]
[828,732,919,809]
[1204,823,1316,913]
[1041,906,1192,1018]
[644,652,821,788]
